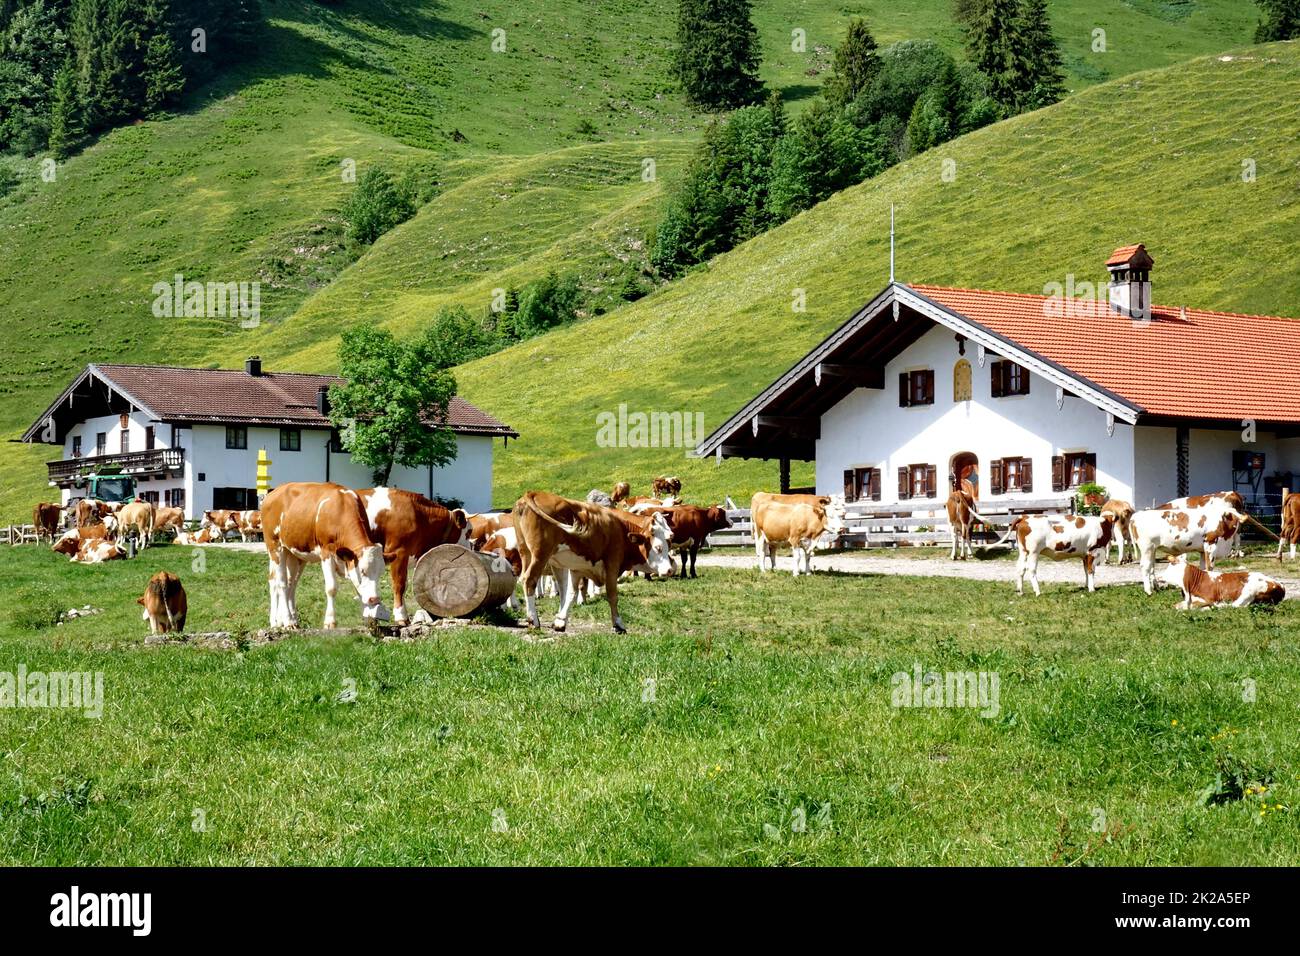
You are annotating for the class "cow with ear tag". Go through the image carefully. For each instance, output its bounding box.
[261,482,387,629]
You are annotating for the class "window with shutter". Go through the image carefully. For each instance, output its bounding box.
[990,361,1005,398]
[990,459,1004,495]
[1004,457,1021,492]
[1051,455,1065,492]
[897,466,910,500]
[1085,453,1097,484]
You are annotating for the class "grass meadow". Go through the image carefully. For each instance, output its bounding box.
[1,541,1297,865]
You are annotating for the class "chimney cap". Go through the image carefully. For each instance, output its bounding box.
[1106,243,1154,270]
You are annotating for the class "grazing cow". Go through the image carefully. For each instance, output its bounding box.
[1098,499,1137,564]
[945,489,981,560]
[138,571,187,633]
[641,504,732,578]
[751,492,845,576]
[358,487,469,624]
[1276,490,1300,562]
[33,503,61,544]
[1131,504,1244,595]
[116,501,156,548]
[1006,512,1115,596]
[1158,554,1285,609]
[610,482,631,505]
[514,491,675,633]
[153,507,185,536]
[652,475,682,499]
[262,482,387,629]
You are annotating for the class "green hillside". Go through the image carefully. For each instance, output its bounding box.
[452,42,1300,506]
[0,0,1266,517]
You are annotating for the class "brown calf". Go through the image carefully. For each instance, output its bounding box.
[33,503,61,543]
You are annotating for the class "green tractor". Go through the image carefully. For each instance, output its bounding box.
[87,473,138,505]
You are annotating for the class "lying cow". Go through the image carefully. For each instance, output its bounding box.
[33,502,61,544]
[1131,502,1243,595]
[626,496,678,512]
[53,525,124,563]
[751,491,845,576]
[514,491,675,633]
[1277,490,1300,562]
[359,487,468,624]
[175,526,220,545]
[1158,554,1285,609]
[138,571,187,633]
[1098,498,1137,564]
[1006,512,1115,596]
[642,504,732,578]
[262,482,387,629]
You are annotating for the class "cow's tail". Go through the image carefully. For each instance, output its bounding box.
[522,493,590,538]
[978,515,1023,550]
[1232,508,1280,542]
[149,577,178,630]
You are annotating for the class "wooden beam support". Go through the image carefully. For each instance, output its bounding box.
[813,363,884,388]
[753,414,820,440]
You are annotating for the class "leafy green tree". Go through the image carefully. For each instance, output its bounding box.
[46,55,81,155]
[1254,0,1300,41]
[342,167,416,245]
[425,305,499,367]
[674,0,762,110]
[515,271,582,337]
[769,99,881,220]
[328,323,458,486]
[962,0,1031,111]
[1018,0,1064,109]
[825,17,878,110]
[905,58,962,154]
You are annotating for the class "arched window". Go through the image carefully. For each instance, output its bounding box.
[953,359,972,402]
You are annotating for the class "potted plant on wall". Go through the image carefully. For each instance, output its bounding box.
[1075,481,1108,515]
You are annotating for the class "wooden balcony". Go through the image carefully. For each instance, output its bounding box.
[47,448,185,484]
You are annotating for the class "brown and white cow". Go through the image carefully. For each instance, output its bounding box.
[514,491,675,633]
[1276,490,1300,562]
[626,496,678,512]
[358,487,469,624]
[1131,502,1245,595]
[116,501,156,548]
[751,492,845,576]
[1157,554,1285,609]
[175,525,220,545]
[202,509,260,541]
[1007,512,1115,595]
[945,489,981,560]
[33,503,61,544]
[610,482,631,505]
[262,482,387,629]
[53,524,111,558]
[640,504,732,578]
[153,506,186,537]
[652,475,682,499]
[1098,499,1137,564]
[138,571,188,633]
[466,510,513,543]
[75,498,110,528]
[1156,492,1248,559]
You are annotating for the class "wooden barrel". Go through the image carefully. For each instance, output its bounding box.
[410,544,517,618]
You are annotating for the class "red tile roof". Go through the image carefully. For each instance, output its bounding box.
[92,364,517,436]
[909,285,1300,423]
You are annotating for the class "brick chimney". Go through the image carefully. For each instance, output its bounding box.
[1106,244,1154,321]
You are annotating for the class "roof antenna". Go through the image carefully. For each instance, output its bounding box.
[889,204,895,284]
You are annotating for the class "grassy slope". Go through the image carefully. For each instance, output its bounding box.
[0,0,1257,518]
[1,544,1296,864]
[453,42,1300,507]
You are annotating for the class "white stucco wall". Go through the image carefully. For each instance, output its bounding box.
[815,324,1136,507]
[1133,425,1299,507]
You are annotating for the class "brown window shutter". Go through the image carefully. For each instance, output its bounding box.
[1085,453,1097,483]
[925,464,937,498]
[1021,458,1033,493]
[843,469,856,501]
[1051,455,1065,492]
[898,466,910,500]
[923,370,935,405]
[990,361,1004,398]
[990,459,1004,495]
[869,469,881,501]
[1019,366,1030,395]
[899,372,910,407]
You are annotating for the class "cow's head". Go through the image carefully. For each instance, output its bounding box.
[102,514,119,536]
[629,511,676,577]
[705,506,732,531]
[338,543,387,619]
[1157,553,1190,590]
[52,528,80,556]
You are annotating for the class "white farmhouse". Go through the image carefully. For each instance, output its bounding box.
[697,246,1300,510]
[22,357,517,516]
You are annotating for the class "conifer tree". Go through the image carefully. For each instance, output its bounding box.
[674,0,763,110]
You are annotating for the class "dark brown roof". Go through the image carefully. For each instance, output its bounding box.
[24,364,517,438]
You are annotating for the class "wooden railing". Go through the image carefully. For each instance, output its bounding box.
[707,496,1074,549]
[47,448,184,483]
